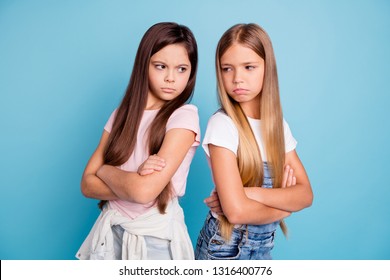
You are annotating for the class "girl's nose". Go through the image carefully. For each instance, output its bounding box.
[165,71,175,83]
[233,71,243,85]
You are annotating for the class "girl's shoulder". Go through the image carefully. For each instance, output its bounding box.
[209,108,233,124]
[171,104,199,118]
[207,108,237,132]
[167,104,200,132]
[183,103,198,112]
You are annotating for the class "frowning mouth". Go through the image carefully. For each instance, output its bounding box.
[233,88,248,94]
[161,87,176,93]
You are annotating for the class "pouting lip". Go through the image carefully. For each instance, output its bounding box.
[233,88,248,94]
[161,87,176,93]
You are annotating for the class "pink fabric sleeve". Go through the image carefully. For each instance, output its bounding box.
[103,109,118,133]
[166,104,200,146]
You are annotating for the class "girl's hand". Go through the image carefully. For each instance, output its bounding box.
[137,154,166,176]
[204,190,224,216]
[281,165,296,188]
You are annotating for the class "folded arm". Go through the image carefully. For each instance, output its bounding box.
[209,144,290,225]
[244,149,313,212]
[96,128,196,204]
[80,131,120,201]
[205,164,297,214]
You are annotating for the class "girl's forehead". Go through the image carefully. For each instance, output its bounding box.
[151,44,190,62]
[221,43,262,62]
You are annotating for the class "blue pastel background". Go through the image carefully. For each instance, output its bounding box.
[1,0,389,259]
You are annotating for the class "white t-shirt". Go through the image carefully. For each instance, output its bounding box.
[104,104,200,219]
[202,111,297,161]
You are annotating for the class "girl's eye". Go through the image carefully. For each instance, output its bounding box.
[222,67,232,72]
[246,65,255,70]
[155,64,166,70]
[178,67,187,73]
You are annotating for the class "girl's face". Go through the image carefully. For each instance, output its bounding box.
[220,43,265,116]
[147,43,191,110]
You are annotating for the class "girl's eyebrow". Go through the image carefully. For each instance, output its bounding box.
[151,60,189,66]
[221,61,261,66]
[150,60,165,64]
[243,61,261,64]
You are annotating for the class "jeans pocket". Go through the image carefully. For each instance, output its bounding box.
[248,232,275,259]
[207,230,243,260]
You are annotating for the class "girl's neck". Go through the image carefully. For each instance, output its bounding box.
[240,102,261,119]
[145,100,165,111]
[244,111,260,119]
[238,93,261,119]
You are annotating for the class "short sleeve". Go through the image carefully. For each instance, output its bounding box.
[166,104,200,147]
[283,119,298,153]
[202,111,239,157]
[104,109,118,133]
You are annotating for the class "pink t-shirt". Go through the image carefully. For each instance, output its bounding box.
[103,104,200,219]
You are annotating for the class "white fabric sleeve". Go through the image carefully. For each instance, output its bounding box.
[202,112,239,157]
[283,119,298,152]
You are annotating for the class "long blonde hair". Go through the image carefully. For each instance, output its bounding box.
[215,23,287,239]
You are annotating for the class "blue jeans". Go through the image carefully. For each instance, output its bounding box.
[195,162,278,260]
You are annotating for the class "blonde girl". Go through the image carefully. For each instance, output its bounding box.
[195,23,313,260]
[76,22,199,260]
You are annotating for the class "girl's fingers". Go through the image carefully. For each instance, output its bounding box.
[143,162,164,171]
[144,159,165,168]
[205,201,223,215]
[292,176,297,186]
[204,191,223,214]
[205,200,220,208]
[212,207,223,216]
[138,169,154,176]
[287,168,294,187]
[204,194,219,205]
[138,155,166,175]
[281,165,290,188]
[149,154,166,164]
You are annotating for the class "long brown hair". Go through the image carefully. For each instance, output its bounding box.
[98,22,198,212]
[215,23,287,239]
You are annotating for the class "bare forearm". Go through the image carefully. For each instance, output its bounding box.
[97,164,158,204]
[246,184,313,212]
[81,174,120,201]
[244,201,290,225]
[97,165,135,201]
[222,196,290,225]
[207,190,290,225]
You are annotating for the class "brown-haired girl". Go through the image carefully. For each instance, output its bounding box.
[195,23,313,260]
[76,22,199,260]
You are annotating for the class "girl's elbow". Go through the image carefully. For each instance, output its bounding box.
[80,178,93,198]
[306,192,314,208]
[295,192,313,211]
[81,187,90,198]
[224,208,246,224]
[225,213,240,224]
[127,188,156,204]
[298,184,313,210]
[304,186,314,208]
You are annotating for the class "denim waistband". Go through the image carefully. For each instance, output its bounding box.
[206,211,278,235]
